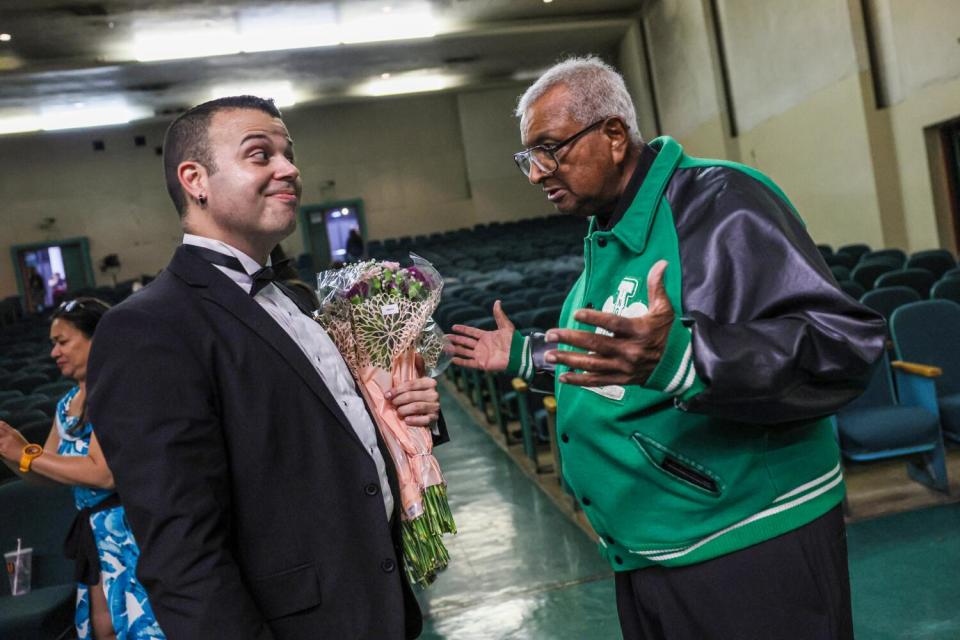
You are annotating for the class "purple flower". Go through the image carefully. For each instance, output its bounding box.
[405,267,430,286]
[345,281,370,299]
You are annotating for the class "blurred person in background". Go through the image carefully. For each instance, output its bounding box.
[346,228,365,263]
[26,266,46,313]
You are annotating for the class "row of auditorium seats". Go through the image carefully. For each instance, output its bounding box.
[434,236,960,512]
[834,299,960,493]
[819,245,960,300]
[0,278,154,330]
[0,324,69,475]
[403,218,589,489]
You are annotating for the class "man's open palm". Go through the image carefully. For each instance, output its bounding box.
[448,301,515,372]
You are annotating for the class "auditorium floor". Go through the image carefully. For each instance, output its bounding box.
[417,387,960,639]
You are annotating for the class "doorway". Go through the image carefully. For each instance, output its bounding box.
[11,237,95,314]
[299,199,366,271]
[940,119,960,252]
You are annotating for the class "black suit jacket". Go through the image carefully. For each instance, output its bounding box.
[87,246,444,639]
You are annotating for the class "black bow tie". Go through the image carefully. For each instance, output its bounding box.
[184,244,293,297]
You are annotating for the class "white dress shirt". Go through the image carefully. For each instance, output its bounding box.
[182,234,394,518]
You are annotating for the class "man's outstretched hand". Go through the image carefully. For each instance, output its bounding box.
[546,260,675,387]
[447,301,515,372]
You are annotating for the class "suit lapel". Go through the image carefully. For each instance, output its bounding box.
[167,246,364,449]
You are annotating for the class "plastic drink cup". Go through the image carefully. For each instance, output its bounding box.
[4,547,33,596]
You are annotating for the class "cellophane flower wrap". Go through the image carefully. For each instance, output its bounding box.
[314,255,455,586]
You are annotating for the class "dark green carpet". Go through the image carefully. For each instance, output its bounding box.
[848,503,960,639]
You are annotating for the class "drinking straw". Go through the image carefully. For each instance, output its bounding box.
[12,537,21,595]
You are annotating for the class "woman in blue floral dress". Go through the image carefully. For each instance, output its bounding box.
[0,298,164,639]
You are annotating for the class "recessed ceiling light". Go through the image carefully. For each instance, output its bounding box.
[358,71,458,97]
[40,100,151,132]
[0,34,12,42]
[380,72,391,79]
[543,0,554,3]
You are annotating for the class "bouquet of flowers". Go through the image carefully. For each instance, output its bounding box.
[314,255,455,586]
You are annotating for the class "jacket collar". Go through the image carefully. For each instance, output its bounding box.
[600,135,684,254]
[166,245,366,451]
[596,142,659,232]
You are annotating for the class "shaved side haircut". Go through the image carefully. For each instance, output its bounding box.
[162,95,282,217]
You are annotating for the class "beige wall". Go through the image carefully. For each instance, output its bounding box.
[636,0,960,253]
[0,85,557,299]
[282,93,474,252]
[736,74,885,248]
[455,87,555,225]
[718,0,859,132]
[868,0,960,106]
[644,0,723,145]
[867,0,960,251]
[617,20,660,141]
[0,121,181,299]
[889,75,960,251]
[715,0,884,247]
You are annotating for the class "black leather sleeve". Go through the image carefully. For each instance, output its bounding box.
[667,166,886,424]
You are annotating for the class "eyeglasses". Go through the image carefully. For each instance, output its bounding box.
[513,119,607,178]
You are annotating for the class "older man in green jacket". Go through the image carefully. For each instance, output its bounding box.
[449,56,885,639]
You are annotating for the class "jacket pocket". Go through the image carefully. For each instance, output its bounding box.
[632,432,723,497]
[249,562,321,620]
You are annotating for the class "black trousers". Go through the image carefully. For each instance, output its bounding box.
[615,505,853,640]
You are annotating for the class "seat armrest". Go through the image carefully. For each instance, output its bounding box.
[543,396,557,413]
[892,366,940,417]
[891,360,942,378]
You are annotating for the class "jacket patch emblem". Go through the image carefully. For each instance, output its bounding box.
[598,277,649,336]
[583,277,646,401]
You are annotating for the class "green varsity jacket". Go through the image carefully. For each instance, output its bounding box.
[506,136,885,571]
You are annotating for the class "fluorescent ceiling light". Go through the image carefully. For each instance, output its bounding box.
[358,71,457,97]
[0,114,42,135]
[129,2,437,62]
[210,81,298,107]
[134,25,241,61]
[0,99,150,136]
[239,6,340,52]
[339,4,436,44]
[39,100,151,131]
[0,54,22,71]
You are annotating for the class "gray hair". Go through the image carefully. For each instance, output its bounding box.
[515,55,641,145]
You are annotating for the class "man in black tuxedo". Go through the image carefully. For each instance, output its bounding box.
[87,96,446,639]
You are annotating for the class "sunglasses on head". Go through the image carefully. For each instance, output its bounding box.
[57,300,84,313]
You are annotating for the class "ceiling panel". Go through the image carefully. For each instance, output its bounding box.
[0,0,643,122]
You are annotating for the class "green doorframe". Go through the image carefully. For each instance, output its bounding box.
[298,199,367,268]
[9,237,95,302]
